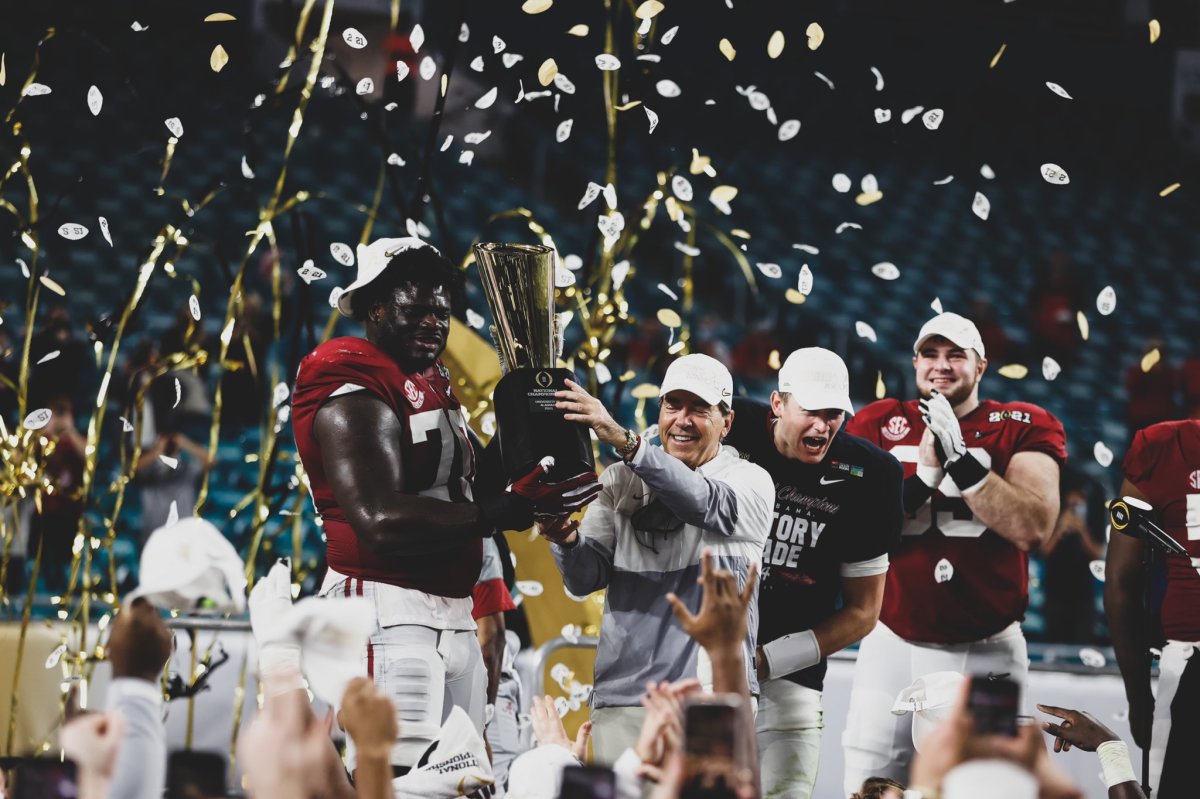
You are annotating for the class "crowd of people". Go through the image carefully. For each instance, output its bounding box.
[8,237,1198,799]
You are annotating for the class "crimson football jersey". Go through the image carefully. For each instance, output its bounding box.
[846,398,1067,643]
[1122,420,1200,641]
[292,337,481,597]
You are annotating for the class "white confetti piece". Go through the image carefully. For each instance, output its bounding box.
[516,580,543,597]
[131,21,148,32]
[662,25,679,45]
[673,241,701,257]
[835,221,862,234]
[746,91,770,111]
[17,259,29,278]
[330,242,354,266]
[58,223,88,240]
[36,350,60,365]
[798,265,814,295]
[934,557,954,583]
[561,624,582,644]
[874,108,891,123]
[855,321,877,342]
[657,283,679,301]
[297,261,326,284]
[355,77,374,95]
[391,61,408,81]
[24,408,52,430]
[832,173,852,193]
[469,56,484,72]
[901,105,924,124]
[1079,648,1107,668]
[439,134,454,152]
[931,297,943,314]
[554,697,570,717]
[466,309,485,329]
[1046,81,1072,99]
[1096,286,1117,316]
[240,156,255,179]
[166,500,179,527]
[1040,163,1069,185]
[550,663,572,688]
[419,56,436,80]
[597,212,625,244]
[555,264,576,288]
[501,52,524,69]
[98,216,112,246]
[87,85,103,116]
[595,54,621,71]
[1041,356,1061,381]
[972,192,990,220]
[922,108,944,129]
[577,182,603,210]
[656,79,681,98]
[645,105,659,134]
[342,28,367,49]
[813,71,834,90]
[612,260,631,289]
[386,152,405,166]
[273,382,290,408]
[671,175,693,201]
[159,454,179,470]
[23,83,51,97]
[933,175,954,185]
[778,119,801,141]
[603,183,617,209]
[793,243,819,254]
[120,416,135,433]
[756,262,782,279]
[45,643,66,670]
[860,174,879,193]
[1093,441,1113,467]
[564,254,583,271]
[458,150,474,166]
[871,262,900,280]
[475,86,498,109]
[459,23,470,42]
[493,36,507,54]
[172,377,182,409]
[410,24,425,52]
[464,130,492,145]
[980,164,995,179]
[188,294,201,321]
[555,119,573,142]
[1089,560,1105,581]
[871,66,884,91]
[328,287,344,310]
[164,117,183,137]
[553,73,576,94]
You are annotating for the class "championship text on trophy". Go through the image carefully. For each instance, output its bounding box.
[474,242,595,481]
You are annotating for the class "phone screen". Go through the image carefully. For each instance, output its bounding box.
[682,698,741,799]
[967,675,1020,737]
[558,764,617,799]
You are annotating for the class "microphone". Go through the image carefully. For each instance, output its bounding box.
[1109,496,1190,557]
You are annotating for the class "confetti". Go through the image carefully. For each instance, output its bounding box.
[612,260,631,289]
[0,53,4,86]
[934,558,954,583]
[468,57,483,73]
[464,308,486,330]
[356,77,374,95]
[1077,311,1089,341]
[719,38,736,61]
[44,644,66,670]
[768,30,785,58]
[210,44,230,72]
[932,175,953,185]
[1141,348,1161,373]
[922,108,944,129]
[998,364,1028,379]
[536,58,558,87]
[901,105,924,124]
[855,191,883,206]
[568,24,589,36]
[1096,285,1116,316]
[597,212,625,245]
[793,244,819,255]
[784,289,807,305]
[23,408,53,431]
[876,372,886,399]
[980,164,995,179]
[603,183,618,209]
[1040,163,1069,185]
[931,297,943,314]
[855,321,877,343]
[554,697,570,718]
[36,350,60,365]
[874,108,891,123]
[798,265,813,295]
[756,262,782,279]
[240,156,255,178]
[328,287,344,309]
[1041,357,1061,381]
[746,91,770,111]
[58,223,88,240]
[1079,648,1107,668]
[870,66,884,91]
[1046,81,1072,99]
[971,192,990,220]
[475,86,499,109]
[813,71,834,90]
[437,134,454,153]
[835,222,862,234]
[404,24,424,53]
[87,85,103,116]
[631,384,660,401]
[553,73,576,94]
[709,184,737,213]
[645,106,659,133]
[657,309,682,328]
[205,12,236,22]
[172,377,182,409]
[1089,561,1106,582]
[188,295,201,321]
[459,23,470,42]
[673,242,701,257]
[990,43,1006,68]
[806,22,825,50]
[342,28,367,49]
[871,262,900,280]
[861,174,878,193]
[656,79,681,98]
[832,173,851,193]
[523,0,552,12]
[555,119,573,142]
[23,82,51,97]
[419,56,437,80]
[662,25,680,45]
[492,35,507,54]
[635,0,665,18]
[1149,19,1161,44]
[386,153,405,166]
[778,119,801,141]
[165,117,183,137]
[671,175,694,201]
[159,454,179,470]
[297,261,326,284]
[131,21,148,32]
[502,53,524,68]
[516,580,544,597]
[458,150,474,166]
[595,54,621,71]
[577,182,602,210]
[1160,182,1181,197]
[550,663,572,688]
[1093,442,1113,467]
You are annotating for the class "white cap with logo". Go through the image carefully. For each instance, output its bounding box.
[890,670,967,751]
[335,236,442,318]
[913,312,986,359]
[658,353,734,407]
[777,347,855,414]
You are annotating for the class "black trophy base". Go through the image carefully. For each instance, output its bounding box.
[493,367,595,482]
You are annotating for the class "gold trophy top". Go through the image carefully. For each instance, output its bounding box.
[474,242,562,373]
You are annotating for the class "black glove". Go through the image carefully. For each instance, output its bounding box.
[473,490,535,536]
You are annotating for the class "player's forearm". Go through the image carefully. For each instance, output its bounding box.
[962,473,1056,551]
[476,613,506,704]
[812,603,879,658]
[355,498,482,556]
[1104,583,1151,701]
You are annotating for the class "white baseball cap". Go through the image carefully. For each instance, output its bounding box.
[276,596,374,707]
[659,353,733,407]
[133,517,247,613]
[335,236,442,318]
[393,707,495,799]
[777,347,854,414]
[890,671,966,751]
[913,312,986,359]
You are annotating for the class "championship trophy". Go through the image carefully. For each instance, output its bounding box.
[474,242,595,481]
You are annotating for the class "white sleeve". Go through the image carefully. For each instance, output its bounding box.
[840,553,889,578]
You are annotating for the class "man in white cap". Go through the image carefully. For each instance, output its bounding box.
[291,237,598,773]
[721,347,904,799]
[842,312,1066,792]
[540,354,775,762]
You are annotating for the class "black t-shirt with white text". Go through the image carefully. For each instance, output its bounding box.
[725,397,904,690]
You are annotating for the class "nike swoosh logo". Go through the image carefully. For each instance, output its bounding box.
[819,476,846,485]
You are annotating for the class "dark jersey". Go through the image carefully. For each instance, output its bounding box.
[1122,420,1200,641]
[847,398,1067,643]
[726,398,903,690]
[292,337,481,597]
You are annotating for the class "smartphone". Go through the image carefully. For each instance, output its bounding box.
[681,694,744,799]
[558,764,617,799]
[1,758,79,799]
[967,674,1020,737]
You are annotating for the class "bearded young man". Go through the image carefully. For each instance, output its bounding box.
[841,312,1066,793]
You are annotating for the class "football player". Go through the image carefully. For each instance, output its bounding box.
[841,312,1065,792]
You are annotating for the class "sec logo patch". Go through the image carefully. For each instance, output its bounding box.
[882,415,910,442]
[404,379,425,409]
